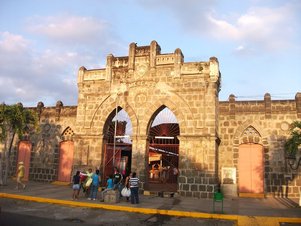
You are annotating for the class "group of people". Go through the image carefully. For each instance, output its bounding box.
[72,167,140,204]
[149,163,178,184]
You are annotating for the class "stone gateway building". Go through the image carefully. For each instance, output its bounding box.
[6,41,301,199]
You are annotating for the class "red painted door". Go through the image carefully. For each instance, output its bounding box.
[17,141,31,181]
[238,144,263,194]
[58,141,74,182]
[103,144,121,182]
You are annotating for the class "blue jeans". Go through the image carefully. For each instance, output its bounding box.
[130,187,139,204]
[113,183,122,197]
[89,185,98,199]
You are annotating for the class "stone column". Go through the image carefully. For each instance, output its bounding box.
[150,40,160,69]
[128,42,136,72]
[131,135,148,190]
[174,48,183,78]
[106,54,114,81]
[264,93,271,119]
[55,101,63,122]
[36,101,44,121]
[77,66,86,84]
[295,92,301,118]
[229,94,236,119]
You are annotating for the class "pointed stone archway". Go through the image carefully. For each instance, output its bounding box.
[75,41,221,197]
[17,141,32,181]
[102,107,132,184]
[233,125,266,198]
[57,127,75,183]
[146,106,179,193]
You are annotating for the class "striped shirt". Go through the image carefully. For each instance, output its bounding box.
[129,177,139,188]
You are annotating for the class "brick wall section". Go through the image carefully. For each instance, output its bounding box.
[218,93,301,198]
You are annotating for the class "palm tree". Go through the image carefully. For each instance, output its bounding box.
[0,103,38,185]
[285,121,301,158]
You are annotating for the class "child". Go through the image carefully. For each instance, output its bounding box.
[72,171,81,200]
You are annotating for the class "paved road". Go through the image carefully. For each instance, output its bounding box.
[1,180,301,226]
[0,199,234,226]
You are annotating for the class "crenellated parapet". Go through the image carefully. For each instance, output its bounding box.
[76,40,220,86]
[219,93,300,118]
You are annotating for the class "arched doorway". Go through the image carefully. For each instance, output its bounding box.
[147,106,179,192]
[102,108,132,183]
[17,141,32,181]
[58,127,74,182]
[238,143,264,197]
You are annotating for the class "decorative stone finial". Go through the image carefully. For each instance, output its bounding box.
[55,101,63,121]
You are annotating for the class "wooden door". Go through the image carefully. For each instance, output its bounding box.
[103,145,121,182]
[58,141,74,182]
[17,141,31,181]
[238,144,263,195]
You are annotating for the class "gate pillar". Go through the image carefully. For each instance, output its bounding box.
[178,135,218,198]
[131,134,148,190]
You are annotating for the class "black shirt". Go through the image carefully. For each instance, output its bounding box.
[113,173,122,184]
[73,175,80,185]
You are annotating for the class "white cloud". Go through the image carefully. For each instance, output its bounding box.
[0,32,78,106]
[206,3,300,52]
[140,1,300,54]
[26,14,122,51]
[28,15,106,42]
[0,32,30,53]
[0,14,126,106]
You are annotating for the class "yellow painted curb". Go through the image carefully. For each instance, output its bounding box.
[51,181,70,186]
[239,193,265,198]
[0,192,300,226]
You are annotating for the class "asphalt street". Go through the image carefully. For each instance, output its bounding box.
[0,199,234,226]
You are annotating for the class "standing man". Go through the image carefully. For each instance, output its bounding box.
[113,167,123,197]
[88,169,101,201]
[16,161,26,190]
[129,172,140,204]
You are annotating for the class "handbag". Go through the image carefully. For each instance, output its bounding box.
[121,187,131,197]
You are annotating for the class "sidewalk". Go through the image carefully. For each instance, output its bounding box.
[0,180,301,226]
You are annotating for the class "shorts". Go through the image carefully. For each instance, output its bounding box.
[73,184,80,190]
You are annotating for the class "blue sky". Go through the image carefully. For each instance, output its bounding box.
[0,0,300,107]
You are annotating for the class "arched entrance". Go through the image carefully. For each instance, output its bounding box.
[17,141,32,181]
[238,143,264,197]
[58,127,75,182]
[147,106,179,192]
[102,108,132,183]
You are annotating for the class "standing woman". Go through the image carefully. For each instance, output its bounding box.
[72,171,80,200]
[16,161,26,190]
[124,172,132,202]
[129,172,139,204]
[88,169,101,200]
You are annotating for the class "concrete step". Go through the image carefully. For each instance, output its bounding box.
[144,190,178,198]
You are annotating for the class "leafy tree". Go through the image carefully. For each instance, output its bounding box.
[285,121,301,158]
[0,103,38,185]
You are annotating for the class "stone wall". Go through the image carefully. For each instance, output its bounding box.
[218,93,301,198]
[10,102,77,182]
[3,41,300,199]
[74,41,221,198]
